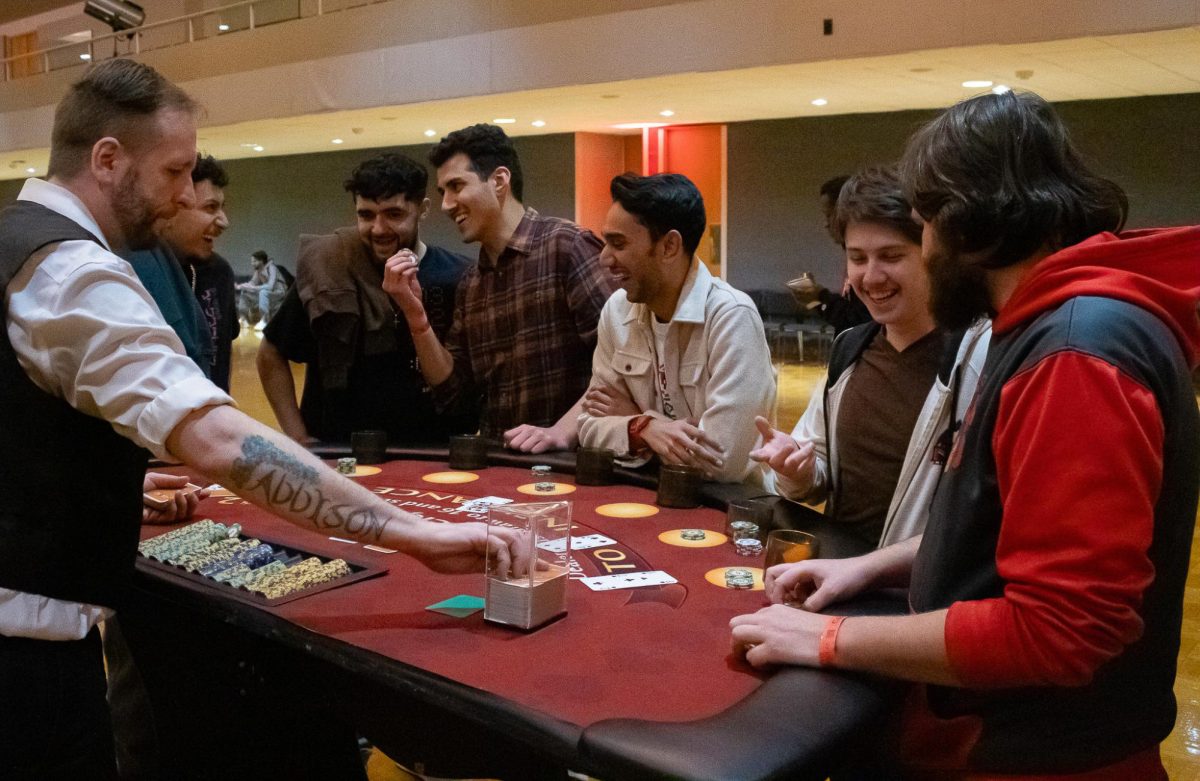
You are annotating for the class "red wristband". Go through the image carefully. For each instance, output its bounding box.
[818,615,847,667]
[408,316,431,338]
[627,415,652,455]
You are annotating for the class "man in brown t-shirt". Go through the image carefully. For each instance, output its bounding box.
[752,165,989,549]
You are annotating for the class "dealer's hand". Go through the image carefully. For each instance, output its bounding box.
[142,472,209,524]
[730,603,831,668]
[400,521,533,578]
[749,416,816,491]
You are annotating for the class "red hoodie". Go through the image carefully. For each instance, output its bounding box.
[906,227,1200,779]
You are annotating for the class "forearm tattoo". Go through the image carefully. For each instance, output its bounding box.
[229,435,388,540]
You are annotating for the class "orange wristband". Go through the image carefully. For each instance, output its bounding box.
[818,615,846,667]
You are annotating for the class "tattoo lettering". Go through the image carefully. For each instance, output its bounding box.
[228,435,388,541]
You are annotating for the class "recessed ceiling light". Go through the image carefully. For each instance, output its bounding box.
[79,53,91,60]
[531,119,546,128]
[239,143,257,148]
[811,98,828,106]
[331,138,344,144]
[659,109,675,117]
[992,84,1011,94]
[909,67,933,73]
[252,145,264,152]
[962,79,993,88]
[601,94,620,100]
[611,122,668,130]
[25,167,35,174]
[493,118,516,124]
[424,129,436,137]
[217,23,229,31]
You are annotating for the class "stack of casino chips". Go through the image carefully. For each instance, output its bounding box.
[138,519,355,600]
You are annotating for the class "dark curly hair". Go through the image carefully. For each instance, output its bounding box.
[192,154,227,188]
[900,90,1127,269]
[428,124,524,201]
[343,152,428,203]
[828,166,921,248]
[609,172,706,257]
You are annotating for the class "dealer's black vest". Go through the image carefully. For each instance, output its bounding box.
[911,296,1200,773]
[0,200,149,609]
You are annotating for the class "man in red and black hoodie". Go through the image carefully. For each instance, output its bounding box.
[731,90,1200,779]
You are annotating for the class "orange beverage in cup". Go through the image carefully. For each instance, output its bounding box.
[765,530,819,569]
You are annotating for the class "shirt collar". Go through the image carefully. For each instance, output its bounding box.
[18,178,112,252]
[479,207,538,269]
[625,259,711,326]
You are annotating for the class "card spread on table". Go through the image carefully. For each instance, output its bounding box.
[452,496,513,514]
[537,533,616,554]
[426,595,486,618]
[580,571,678,591]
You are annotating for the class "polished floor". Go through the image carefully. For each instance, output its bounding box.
[227,327,1200,778]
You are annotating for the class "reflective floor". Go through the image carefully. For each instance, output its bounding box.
[228,328,1200,777]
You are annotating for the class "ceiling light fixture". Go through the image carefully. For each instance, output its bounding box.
[531,119,546,127]
[424,129,436,137]
[331,138,344,144]
[992,84,1011,94]
[962,79,993,88]
[252,145,264,152]
[611,122,668,130]
[659,109,675,117]
[493,118,516,124]
[26,167,36,174]
[217,23,229,31]
[811,98,828,106]
[79,53,91,60]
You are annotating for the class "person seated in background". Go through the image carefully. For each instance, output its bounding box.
[752,166,990,548]
[511,172,773,483]
[383,124,616,443]
[157,153,239,391]
[786,174,873,335]
[732,89,1199,781]
[258,152,477,444]
[236,249,287,329]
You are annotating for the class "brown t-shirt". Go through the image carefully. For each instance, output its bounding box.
[834,327,944,547]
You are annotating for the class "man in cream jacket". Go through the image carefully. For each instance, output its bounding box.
[576,172,775,484]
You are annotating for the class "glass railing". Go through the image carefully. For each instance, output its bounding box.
[2,0,390,83]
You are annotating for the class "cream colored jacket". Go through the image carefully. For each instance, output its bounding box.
[578,262,775,484]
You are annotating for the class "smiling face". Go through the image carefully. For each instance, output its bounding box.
[111,108,198,251]
[355,193,426,264]
[600,201,669,308]
[436,152,503,245]
[159,178,228,260]
[844,220,932,335]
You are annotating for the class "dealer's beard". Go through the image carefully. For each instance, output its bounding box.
[113,168,162,251]
[927,246,994,331]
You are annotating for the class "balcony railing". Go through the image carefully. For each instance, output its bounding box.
[2,0,391,83]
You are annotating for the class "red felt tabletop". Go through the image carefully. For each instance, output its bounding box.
[141,459,767,728]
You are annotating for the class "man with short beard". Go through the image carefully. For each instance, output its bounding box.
[0,59,529,776]
[731,90,1200,778]
[258,152,477,444]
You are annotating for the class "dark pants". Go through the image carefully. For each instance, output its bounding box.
[0,629,119,780]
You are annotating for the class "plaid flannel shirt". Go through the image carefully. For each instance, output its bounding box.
[432,209,615,437]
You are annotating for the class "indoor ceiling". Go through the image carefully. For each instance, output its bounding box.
[3,24,1198,179]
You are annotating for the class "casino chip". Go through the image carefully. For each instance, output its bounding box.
[680,529,707,541]
[337,457,357,475]
[534,481,556,492]
[734,538,763,556]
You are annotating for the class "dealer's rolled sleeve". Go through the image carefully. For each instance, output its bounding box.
[6,239,234,462]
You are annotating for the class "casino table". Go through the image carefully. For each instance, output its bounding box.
[119,448,905,781]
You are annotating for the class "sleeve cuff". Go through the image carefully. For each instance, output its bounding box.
[135,374,235,462]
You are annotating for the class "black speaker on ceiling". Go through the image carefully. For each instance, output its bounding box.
[82,0,145,33]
